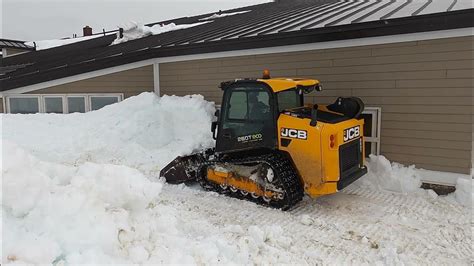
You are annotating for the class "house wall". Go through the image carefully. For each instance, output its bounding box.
[160,36,474,174]
[27,65,154,98]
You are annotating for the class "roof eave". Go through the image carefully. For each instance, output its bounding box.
[1,9,473,91]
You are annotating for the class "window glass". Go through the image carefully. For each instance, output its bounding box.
[9,97,39,114]
[228,91,247,119]
[90,96,119,111]
[44,97,63,113]
[68,97,86,113]
[360,113,373,137]
[247,90,270,120]
[365,142,372,158]
[277,90,301,112]
[227,90,271,121]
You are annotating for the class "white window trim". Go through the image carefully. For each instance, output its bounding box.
[362,107,382,156]
[4,93,124,114]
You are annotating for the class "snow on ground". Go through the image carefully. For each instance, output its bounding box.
[26,35,103,51]
[112,21,210,45]
[1,93,472,264]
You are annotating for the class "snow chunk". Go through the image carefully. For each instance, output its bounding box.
[112,21,210,45]
[26,35,102,51]
[199,10,251,21]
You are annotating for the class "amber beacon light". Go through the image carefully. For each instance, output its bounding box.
[262,69,271,79]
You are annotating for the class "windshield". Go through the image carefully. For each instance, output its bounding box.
[277,89,303,112]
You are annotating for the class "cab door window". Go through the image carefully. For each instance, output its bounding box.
[225,89,271,125]
[217,84,275,152]
[228,91,247,119]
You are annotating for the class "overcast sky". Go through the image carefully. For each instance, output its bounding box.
[1,0,271,41]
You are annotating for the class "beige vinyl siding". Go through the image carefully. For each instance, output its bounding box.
[160,36,474,174]
[29,65,154,98]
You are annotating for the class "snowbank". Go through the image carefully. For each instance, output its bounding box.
[356,155,422,194]
[2,141,162,263]
[1,143,297,264]
[199,10,251,21]
[354,155,473,207]
[1,92,215,178]
[112,21,210,45]
[0,93,225,264]
[26,35,102,51]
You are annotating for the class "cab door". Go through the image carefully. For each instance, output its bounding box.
[216,82,277,153]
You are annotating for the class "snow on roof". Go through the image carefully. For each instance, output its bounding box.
[25,35,103,51]
[112,21,211,45]
[199,10,251,21]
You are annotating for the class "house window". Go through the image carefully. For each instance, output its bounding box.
[8,97,40,114]
[44,96,64,113]
[90,96,120,111]
[5,93,123,114]
[361,107,381,157]
[67,96,86,113]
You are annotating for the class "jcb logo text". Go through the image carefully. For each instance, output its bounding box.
[343,126,360,142]
[281,128,307,140]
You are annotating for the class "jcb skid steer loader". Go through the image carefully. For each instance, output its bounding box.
[161,71,367,210]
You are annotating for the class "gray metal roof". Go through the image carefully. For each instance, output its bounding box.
[0,0,472,91]
[156,0,472,47]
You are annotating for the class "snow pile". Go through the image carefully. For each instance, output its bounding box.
[1,143,298,264]
[26,35,102,51]
[1,92,215,177]
[357,155,422,193]
[354,155,472,207]
[112,21,210,45]
[2,141,162,264]
[1,142,270,264]
[199,10,251,21]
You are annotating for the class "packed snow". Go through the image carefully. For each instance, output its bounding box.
[1,92,472,264]
[112,21,210,45]
[199,10,251,21]
[26,35,102,51]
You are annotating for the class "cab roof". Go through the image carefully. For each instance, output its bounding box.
[258,78,320,93]
[220,78,320,93]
